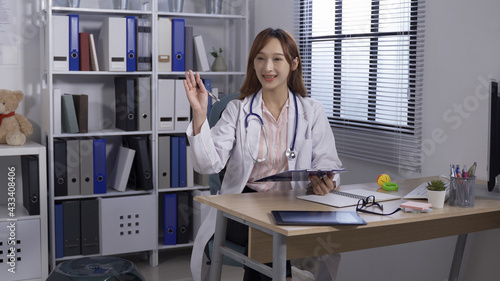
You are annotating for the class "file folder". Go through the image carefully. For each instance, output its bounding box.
[52,15,69,71]
[157,17,172,72]
[179,136,187,187]
[136,76,151,131]
[163,193,177,245]
[98,17,126,71]
[171,18,185,71]
[186,145,194,187]
[114,76,137,131]
[170,136,180,188]
[203,78,212,118]
[110,145,135,192]
[158,135,171,189]
[174,79,191,131]
[69,14,80,71]
[93,138,107,194]
[184,26,194,71]
[73,94,88,133]
[54,88,62,134]
[89,33,99,71]
[137,18,152,71]
[61,94,79,133]
[176,192,191,244]
[54,138,68,197]
[126,16,136,72]
[55,203,64,258]
[158,79,175,131]
[79,32,90,71]
[123,135,153,190]
[81,199,100,255]
[194,35,210,71]
[79,139,94,195]
[66,139,81,196]
[63,200,81,256]
[21,155,40,215]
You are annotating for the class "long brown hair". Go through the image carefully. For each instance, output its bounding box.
[239,28,307,99]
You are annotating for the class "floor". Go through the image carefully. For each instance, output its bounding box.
[125,248,314,281]
[124,248,244,281]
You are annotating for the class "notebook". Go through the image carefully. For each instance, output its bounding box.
[297,189,400,208]
[271,210,366,226]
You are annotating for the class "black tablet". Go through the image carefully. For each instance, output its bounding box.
[271,210,366,226]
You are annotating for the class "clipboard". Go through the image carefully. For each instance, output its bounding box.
[271,210,366,226]
[255,168,348,182]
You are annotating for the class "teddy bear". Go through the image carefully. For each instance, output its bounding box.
[0,89,33,146]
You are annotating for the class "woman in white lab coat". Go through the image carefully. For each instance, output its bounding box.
[184,28,342,281]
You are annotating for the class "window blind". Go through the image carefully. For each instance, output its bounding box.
[296,0,425,171]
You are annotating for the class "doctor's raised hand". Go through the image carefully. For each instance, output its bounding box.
[183,70,208,135]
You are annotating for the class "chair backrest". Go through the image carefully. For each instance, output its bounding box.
[207,93,239,195]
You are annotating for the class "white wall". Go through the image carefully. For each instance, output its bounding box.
[253,0,500,280]
[250,1,295,38]
[0,0,42,143]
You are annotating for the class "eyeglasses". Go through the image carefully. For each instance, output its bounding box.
[356,195,401,216]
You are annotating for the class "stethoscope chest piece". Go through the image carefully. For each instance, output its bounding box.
[286,148,296,160]
[246,92,299,162]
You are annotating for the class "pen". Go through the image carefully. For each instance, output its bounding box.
[206,90,220,103]
[467,162,477,178]
[196,81,220,102]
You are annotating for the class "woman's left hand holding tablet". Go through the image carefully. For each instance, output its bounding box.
[184,70,208,135]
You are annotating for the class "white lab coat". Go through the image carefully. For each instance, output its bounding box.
[187,90,342,281]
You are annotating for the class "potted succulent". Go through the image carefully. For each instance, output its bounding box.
[426,179,447,208]
[210,47,228,72]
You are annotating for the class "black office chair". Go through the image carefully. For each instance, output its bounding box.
[206,93,245,267]
[46,256,145,281]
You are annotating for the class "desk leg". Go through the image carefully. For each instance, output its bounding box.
[209,210,227,281]
[448,234,468,281]
[273,233,287,281]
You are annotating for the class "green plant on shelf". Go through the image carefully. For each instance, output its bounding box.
[210,47,224,58]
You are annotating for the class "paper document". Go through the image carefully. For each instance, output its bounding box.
[297,189,400,208]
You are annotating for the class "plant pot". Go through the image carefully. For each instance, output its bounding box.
[427,190,446,208]
[212,56,228,72]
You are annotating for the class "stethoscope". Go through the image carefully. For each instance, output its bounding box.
[245,92,298,162]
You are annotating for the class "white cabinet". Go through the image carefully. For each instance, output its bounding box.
[41,0,248,269]
[0,142,48,281]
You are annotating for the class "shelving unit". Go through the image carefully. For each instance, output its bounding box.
[41,0,248,270]
[0,142,48,281]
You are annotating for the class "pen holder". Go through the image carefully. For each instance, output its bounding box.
[448,176,476,207]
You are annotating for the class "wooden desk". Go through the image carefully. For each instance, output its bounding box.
[195,177,500,281]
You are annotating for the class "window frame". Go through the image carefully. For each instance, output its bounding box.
[297,0,425,171]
